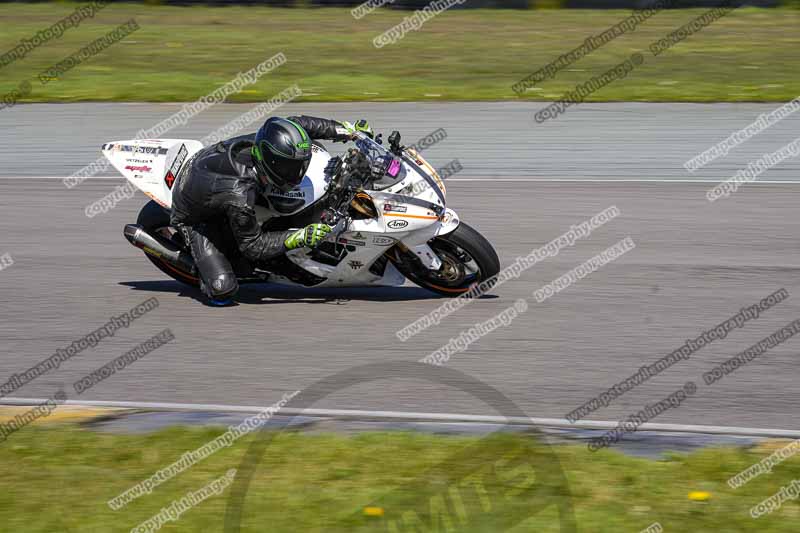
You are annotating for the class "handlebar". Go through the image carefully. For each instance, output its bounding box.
[317,129,407,228]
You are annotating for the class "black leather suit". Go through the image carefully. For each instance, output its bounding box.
[170,115,348,303]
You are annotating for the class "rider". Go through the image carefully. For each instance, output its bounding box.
[170,115,373,305]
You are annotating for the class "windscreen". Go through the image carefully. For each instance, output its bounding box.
[354,136,408,190]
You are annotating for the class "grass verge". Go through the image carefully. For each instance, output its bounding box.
[1,424,800,531]
[0,4,798,103]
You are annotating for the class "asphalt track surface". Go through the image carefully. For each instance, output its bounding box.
[1,103,799,430]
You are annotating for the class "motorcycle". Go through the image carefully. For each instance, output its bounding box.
[106,130,500,297]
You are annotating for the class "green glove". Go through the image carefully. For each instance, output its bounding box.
[341,119,374,139]
[285,223,332,250]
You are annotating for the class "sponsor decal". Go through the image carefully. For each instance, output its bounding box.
[270,190,305,199]
[353,232,366,240]
[384,203,407,213]
[170,144,188,174]
[126,158,153,164]
[387,219,409,230]
[114,144,168,155]
[135,146,161,155]
[338,238,366,247]
[372,236,395,246]
[348,260,364,270]
[164,144,188,190]
[124,165,152,173]
[164,173,176,189]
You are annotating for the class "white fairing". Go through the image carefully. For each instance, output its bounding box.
[105,137,461,288]
[102,139,204,209]
[283,144,457,286]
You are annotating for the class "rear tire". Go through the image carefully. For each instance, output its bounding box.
[391,222,500,297]
[136,201,200,288]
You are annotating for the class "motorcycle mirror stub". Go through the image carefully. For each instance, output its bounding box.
[388,130,403,155]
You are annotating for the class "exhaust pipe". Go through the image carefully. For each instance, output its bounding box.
[123,224,196,275]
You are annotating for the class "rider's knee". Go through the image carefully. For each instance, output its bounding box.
[208,272,238,301]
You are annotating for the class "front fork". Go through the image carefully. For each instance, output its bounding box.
[404,243,442,270]
[397,208,460,271]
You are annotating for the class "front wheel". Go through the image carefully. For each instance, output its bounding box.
[390,222,500,297]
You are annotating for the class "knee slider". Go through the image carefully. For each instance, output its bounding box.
[209,273,238,300]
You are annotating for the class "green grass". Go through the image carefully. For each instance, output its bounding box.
[2,424,800,531]
[0,3,798,103]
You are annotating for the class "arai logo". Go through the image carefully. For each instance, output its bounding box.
[373,236,395,246]
[387,219,409,230]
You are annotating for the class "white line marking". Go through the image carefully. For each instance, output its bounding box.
[0,176,121,180]
[2,397,798,438]
[448,179,800,184]
[2,177,800,184]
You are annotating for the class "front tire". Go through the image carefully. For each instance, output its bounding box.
[136,201,200,288]
[391,222,500,297]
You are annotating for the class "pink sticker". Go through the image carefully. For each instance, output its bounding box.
[387,159,401,177]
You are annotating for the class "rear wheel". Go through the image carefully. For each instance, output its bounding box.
[136,201,199,288]
[390,222,500,297]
